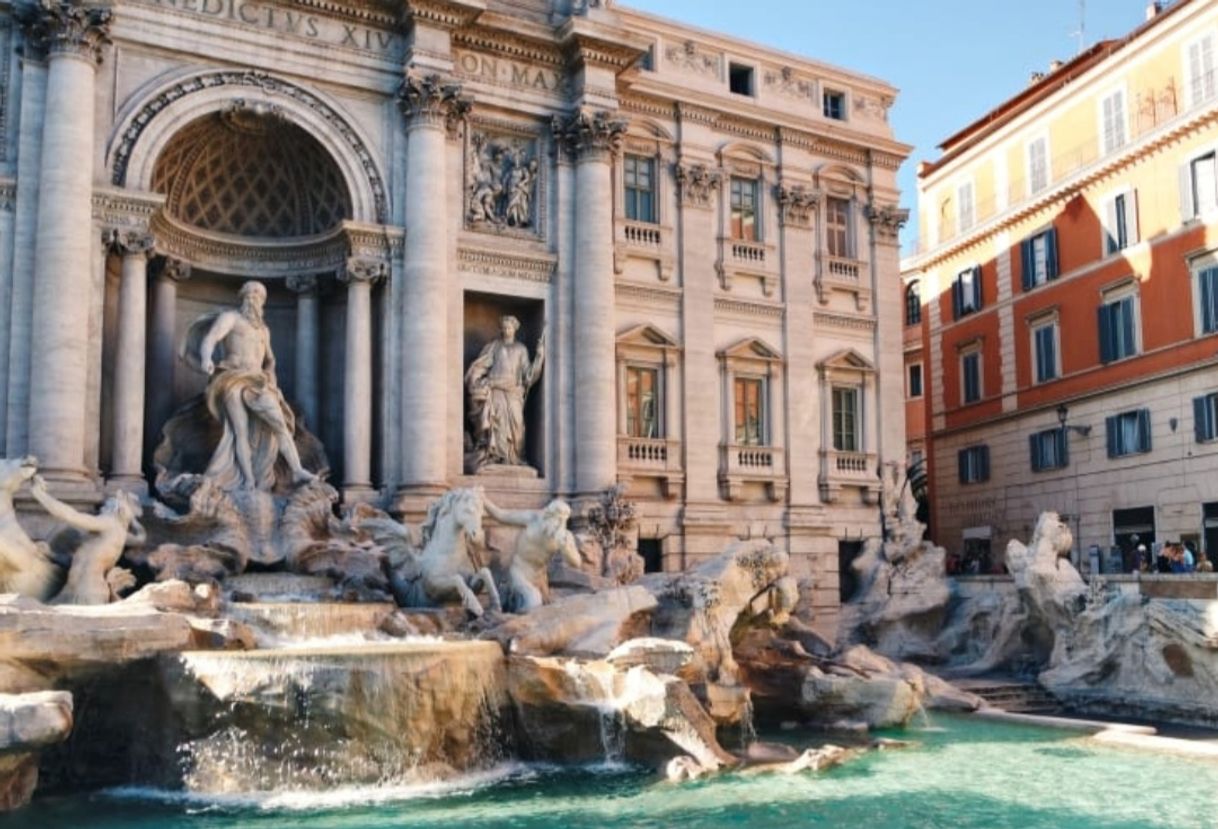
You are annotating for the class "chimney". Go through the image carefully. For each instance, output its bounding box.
[1029,71,1046,86]
[1048,59,1064,73]
[1146,1,1162,21]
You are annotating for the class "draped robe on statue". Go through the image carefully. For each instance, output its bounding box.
[465,338,543,468]
[179,313,300,492]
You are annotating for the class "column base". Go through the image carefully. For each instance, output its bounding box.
[105,475,149,500]
[341,484,381,507]
[391,483,450,523]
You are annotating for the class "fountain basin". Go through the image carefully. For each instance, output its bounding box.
[161,640,509,793]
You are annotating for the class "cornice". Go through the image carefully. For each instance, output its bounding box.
[814,310,876,332]
[453,25,564,66]
[714,297,784,321]
[402,0,486,30]
[457,245,556,283]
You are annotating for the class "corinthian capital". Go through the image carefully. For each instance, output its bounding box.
[398,70,471,133]
[552,108,628,163]
[17,1,113,65]
[339,257,386,286]
[865,203,909,242]
[102,227,154,257]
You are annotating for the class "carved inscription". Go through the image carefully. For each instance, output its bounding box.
[134,0,399,53]
[454,50,563,93]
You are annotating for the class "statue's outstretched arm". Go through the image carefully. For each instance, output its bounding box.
[126,518,147,548]
[28,476,109,534]
[483,497,531,527]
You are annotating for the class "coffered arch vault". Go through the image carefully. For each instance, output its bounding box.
[107,69,388,225]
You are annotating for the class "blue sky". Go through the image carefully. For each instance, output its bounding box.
[623,0,1151,247]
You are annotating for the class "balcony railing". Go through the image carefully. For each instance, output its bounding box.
[617,436,683,497]
[730,239,767,266]
[818,448,877,503]
[719,443,787,501]
[825,255,861,282]
[621,220,662,249]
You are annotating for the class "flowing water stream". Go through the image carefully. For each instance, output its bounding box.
[11,713,1218,829]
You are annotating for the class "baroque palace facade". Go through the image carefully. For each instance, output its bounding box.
[0,0,909,626]
[904,0,1218,567]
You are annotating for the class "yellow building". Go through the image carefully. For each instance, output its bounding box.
[903,0,1218,569]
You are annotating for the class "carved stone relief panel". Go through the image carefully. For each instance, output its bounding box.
[465,124,543,238]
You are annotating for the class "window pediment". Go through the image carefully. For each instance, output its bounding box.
[718,337,782,363]
[816,347,875,374]
[617,323,680,349]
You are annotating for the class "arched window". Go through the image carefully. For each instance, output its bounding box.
[905,281,922,326]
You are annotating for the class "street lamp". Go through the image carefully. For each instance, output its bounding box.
[1056,404,1091,571]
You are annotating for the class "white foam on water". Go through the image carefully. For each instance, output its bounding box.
[103,763,543,813]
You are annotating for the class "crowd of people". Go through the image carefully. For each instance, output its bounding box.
[1132,542,1214,574]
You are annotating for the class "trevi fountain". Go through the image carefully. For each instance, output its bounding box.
[1,0,1218,827]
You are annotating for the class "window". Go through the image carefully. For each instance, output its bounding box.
[957,181,975,232]
[831,386,860,452]
[1189,35,1216,108]
[1029,427,1068,472]
[1204,502,1218,563]
[1184,151,1218,220]
[823,90,846,120]
[623,155,656,224]
[1028,137,1049,194]
[905,281,922,326]
[729,63,755,96]
[734,376,765,445]
[625,366,661,439]
[958,445,990,484]
[907,363,923,399]
[952,266,982,318]
[729,177,760,242]
[1020,227,1058,290]
[1113,506,1156,556]
[1198,264,1218,334]
[960,350,982,404]
[1100,90,1127,155]
[1105,408,1152,458]
[825,196,852,258]
[1104,191,1137,254]
[1031,319,1059,383]
[1098,287,1138,363]
[1194,392,1218,443]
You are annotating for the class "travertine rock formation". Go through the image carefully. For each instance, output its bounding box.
[0,691,73,811]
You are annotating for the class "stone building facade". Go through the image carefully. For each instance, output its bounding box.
[0,0,909,627]
[903,0,1218,568]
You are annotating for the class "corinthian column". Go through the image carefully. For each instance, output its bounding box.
[145,257,190,462]
[19,2,112,483]
[554,109,627,495]
[340,258,384,498]
[105,227,154,492]
[396,72,468,494]
[286,274,321,431]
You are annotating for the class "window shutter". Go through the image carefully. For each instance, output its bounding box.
[972,265,983,308]
[1122,298,1137,357]
[1138,408,1152,452]
[1029,434,1041,472]
[1046,229,1059,280]
[1104,199,1119,254]
[952,278,962,319]
[958,450,967,483]
[1195,396,1212,443]
[1020,239,1033,291]
[1202,269,1217,334]
[1106,415,1119,458]
[1058,427,1069,467]
[980,446,991,481]
[1129,190,1140,245]
[1098,305,1113,364]
[1181,162,1196,221]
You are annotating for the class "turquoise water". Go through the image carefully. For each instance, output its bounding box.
[8,715,1218,829]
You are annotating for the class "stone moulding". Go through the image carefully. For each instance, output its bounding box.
[109,70,389,225]
[813,310,876,333]
[457,245,556,283]
[713,297,784,322]
[150,213,352,277]
[90,187,165,229]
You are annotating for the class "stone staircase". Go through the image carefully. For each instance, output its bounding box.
[954,678,1061,714]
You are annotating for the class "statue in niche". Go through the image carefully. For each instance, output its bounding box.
[485,497,581,613]
[465,315,545,473]
[180,281,316,492]
[467,132,538,230]
[28,476,145,605]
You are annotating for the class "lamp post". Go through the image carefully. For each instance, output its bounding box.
[1057,404,1091,572]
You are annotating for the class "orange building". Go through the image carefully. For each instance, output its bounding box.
[903,0,1218,568]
